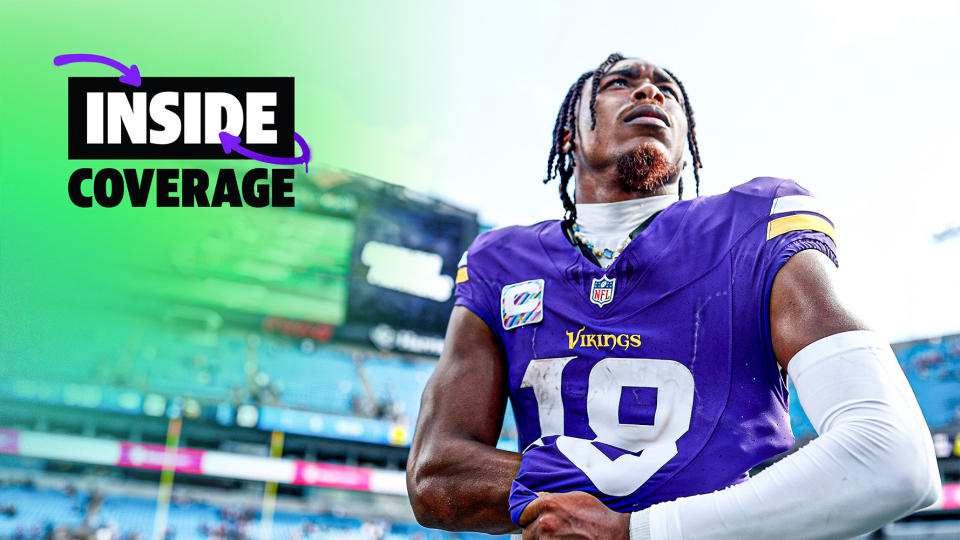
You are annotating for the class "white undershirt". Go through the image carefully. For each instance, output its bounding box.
[575,196,676,268]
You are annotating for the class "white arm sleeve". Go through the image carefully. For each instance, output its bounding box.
[630,330,941,540]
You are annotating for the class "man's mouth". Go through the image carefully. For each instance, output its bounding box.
[622,104,670,127]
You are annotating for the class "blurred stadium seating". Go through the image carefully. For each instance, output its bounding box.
[0,486,84,537]
[0,480,502,539]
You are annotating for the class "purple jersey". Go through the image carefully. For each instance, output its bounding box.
[453,177,838,524]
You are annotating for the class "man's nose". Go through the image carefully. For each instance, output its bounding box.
[632,83,664,105]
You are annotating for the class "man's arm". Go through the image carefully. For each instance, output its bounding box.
[768,248,866,368]
[519,249,941,539]
[627,249,941,539]
[406,305,521,534]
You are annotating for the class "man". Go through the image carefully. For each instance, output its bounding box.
[406,53,940,539]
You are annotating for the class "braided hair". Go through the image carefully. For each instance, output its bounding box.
[544,53,703,220]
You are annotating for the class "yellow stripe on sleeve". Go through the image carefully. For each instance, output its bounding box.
[766,213,836,243]
[455,266,469,284]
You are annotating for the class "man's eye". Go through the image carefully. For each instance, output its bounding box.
[661,86,679,99]
[604,79,629,89]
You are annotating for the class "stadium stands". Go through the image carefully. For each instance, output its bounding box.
[0,486,85,537]
[894,335,960,429]
[360,357,434,423]
[10,310,957,449]
[259,345,361,414]
[0,482,508,540]
[3,302,954,451]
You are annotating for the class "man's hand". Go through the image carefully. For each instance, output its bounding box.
[518,491,630,540]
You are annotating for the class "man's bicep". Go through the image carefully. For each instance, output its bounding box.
[769,249,868,370]
[414,305,508,446]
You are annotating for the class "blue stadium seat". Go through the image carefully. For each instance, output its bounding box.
[1,487,512,540]
[362,357,434,420]
[0,486,84,536]
[258,346,361,414]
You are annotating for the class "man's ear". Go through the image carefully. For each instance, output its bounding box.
[562,129,574,152]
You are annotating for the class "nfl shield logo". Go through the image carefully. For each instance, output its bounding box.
[590,275,616,307]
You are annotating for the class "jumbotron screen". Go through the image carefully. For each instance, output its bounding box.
[323,172,479,338]
[136,169,478,341]
[141,198,356,325]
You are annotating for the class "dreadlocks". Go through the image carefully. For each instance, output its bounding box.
[544,53,703,220]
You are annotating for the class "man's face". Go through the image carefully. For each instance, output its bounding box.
[573,58,688,174]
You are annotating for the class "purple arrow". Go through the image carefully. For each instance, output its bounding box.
[54,54,141,86]
[219,131,311,172]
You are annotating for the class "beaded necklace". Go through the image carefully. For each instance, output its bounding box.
[570,221,632,261]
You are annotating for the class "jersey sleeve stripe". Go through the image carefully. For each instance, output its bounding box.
[770,195,830,219]
[455,266,469,284]
[766,214,836,243]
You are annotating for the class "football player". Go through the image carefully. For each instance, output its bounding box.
[406,53,940,539]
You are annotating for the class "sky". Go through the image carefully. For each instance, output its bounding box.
[320,0,960,343]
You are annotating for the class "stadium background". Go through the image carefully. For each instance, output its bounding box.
[1,1,959,539]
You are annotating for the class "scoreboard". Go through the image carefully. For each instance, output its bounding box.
[145,168,479,351]
[332,173,478,338]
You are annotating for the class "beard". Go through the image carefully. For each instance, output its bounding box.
[615,143,679,193]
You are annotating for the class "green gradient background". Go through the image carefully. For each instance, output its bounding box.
[0,1,436,381]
